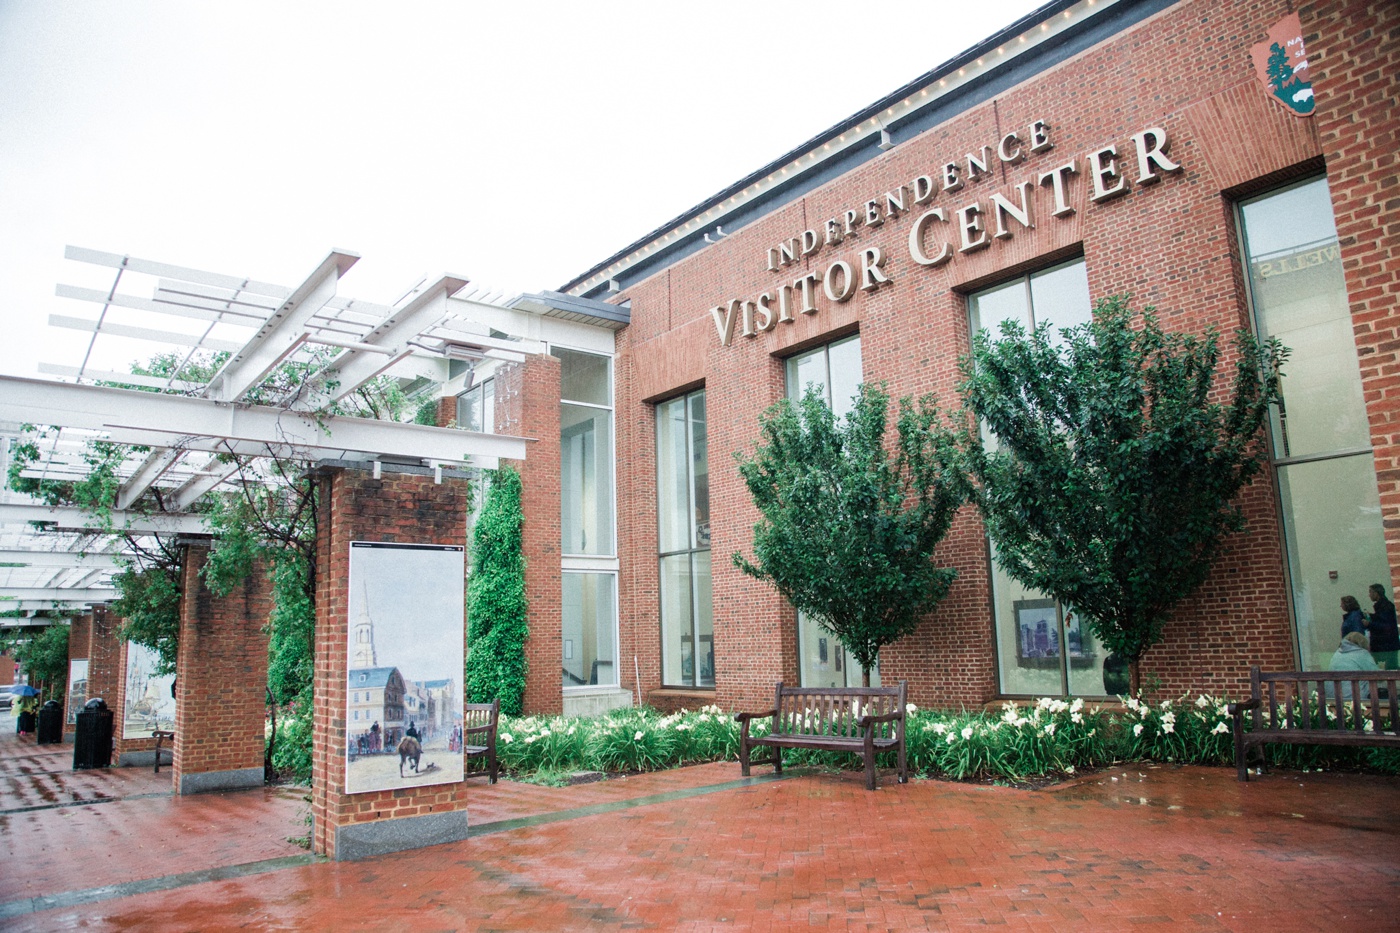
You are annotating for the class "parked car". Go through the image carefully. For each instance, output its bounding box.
[0,685,19,711]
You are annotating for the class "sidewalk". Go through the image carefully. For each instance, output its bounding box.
[2,710,1398,931]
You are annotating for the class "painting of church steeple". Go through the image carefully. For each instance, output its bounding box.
[351,579,378,669]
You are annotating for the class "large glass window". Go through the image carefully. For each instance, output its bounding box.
[783,334,877,687]
[562,572,618,687]
[558,348,614,556]
[658,390,713,688]
[456,378,495,433]
[557,345,619,691]
[1239,177,1388,670]
[970,259,1109,697]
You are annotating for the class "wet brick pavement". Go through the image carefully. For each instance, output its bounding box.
[2,710,1398,931]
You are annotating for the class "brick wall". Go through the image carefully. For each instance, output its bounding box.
[495,355,563,716]
[602,0,1368,710]
[88,606,121,717]
[172,547,270,787]
[311,467,470,860]
[1305,0,1400,594]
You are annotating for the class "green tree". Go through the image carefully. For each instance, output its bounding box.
[733,384,965,683]
[1266,42,1295,94]
[959,296,1286,693]
[465,466,528,714]
[4,623,70,702]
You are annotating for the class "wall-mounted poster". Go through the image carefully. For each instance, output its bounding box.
[345,541,465,795]
[66,659,89,725]
[124,643,176,738]
[1015,599,1094,670]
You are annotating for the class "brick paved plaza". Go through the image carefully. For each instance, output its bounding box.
[3,717,1398,932]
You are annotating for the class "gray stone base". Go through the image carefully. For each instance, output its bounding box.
[563,688,634,718]
[119,748,174,768]
[178,766,263,795]
[334,809,469,862]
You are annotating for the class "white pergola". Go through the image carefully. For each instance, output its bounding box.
[0,245,583,615]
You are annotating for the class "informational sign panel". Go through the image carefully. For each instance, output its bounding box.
[66,658,89,725]
[123,643,175,738]
[344,541,465,795]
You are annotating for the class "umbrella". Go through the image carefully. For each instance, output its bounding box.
[9,685,40,697]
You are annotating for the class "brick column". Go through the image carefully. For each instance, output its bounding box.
[172,546,270,794]
[495,354,562,716]
[62,613,93,739]
[311,466,471,861]
[88,605,121,718]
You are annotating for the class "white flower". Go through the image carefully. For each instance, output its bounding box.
[1070,698,1084,713]
[524,735,537,744]
[1015,717,1030,728]
[1211,722,1229,735]
[1043,723,1057,736]
[1161,712,1175,725]
[930,722,948,735]
[540,729,551,738]
[1162,721,1174,734]
[634,730,645,741]
[567,726,576,736]
[961,725,974,740]
[1133,723,1144,737]
[1195,695,1210,709]
[1037,697,1055,711]
[1071,712,1083,724]
[698,714,710,723]
[501,733,513,744]
[1217,704,1230,718]
[1065,765,1075,774]
[1089,729,1097,737]
[1003,709,1020,724]
[1160,700,1172,710]
[945,732,956,744]
[905,703,918,714]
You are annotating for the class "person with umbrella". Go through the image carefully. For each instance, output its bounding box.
[12,685,41,735]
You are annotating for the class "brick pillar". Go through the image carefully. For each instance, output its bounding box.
[495,354,562,716]
[311,466,471,861]
[172,546,270,794]
[88,606,121,717]
[62,613,93,739]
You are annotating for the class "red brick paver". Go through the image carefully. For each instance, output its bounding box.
[3,720,1398,931]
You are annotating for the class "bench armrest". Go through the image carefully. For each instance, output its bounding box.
[1227,699,1260,716]
[463,723,495,735]
[735,709,777,723]
[859,712,902,728]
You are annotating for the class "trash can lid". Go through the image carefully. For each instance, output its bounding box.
[83,697,108,709]
[43,699,61,707]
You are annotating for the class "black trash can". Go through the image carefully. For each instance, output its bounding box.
[73,698,113,770]
[37,699,63,745]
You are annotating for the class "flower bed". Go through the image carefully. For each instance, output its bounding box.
[495,695,1400,785]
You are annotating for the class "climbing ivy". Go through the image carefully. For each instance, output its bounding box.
[465,466,528,715]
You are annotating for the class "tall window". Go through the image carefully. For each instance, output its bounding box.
[558,348,614,556]
[456,378,495,434]
[657,390,713,688]
[783,334,876,687]
[1238,177,1386,670]
[969,259,1108,697]
[557,346,619,689]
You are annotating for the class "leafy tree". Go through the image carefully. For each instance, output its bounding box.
[110,560,183,675]
[3,623,70,702]
[959,295,1287,693]
[465,466,528,713]
[1266,42,1296,94]
[734,384,965,684]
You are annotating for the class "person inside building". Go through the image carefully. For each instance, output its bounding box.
[1327,631,1379,703]
[1366,584,1400,670]
[1340,595,1367,638]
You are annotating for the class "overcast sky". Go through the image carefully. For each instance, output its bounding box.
[0,1,1045,379]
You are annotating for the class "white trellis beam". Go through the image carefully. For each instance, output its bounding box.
[0,375,528,466]
[0,551,124,569]
[115,448,186,510]
[0,502,211,535]
[0,587,118,602]
[204,250,359,403]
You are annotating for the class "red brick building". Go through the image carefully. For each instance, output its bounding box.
[473,0,1399,715]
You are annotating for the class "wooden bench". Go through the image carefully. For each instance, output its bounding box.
[735,681,908,790]
[463,699,499,784]
[152,730,175,774]
[1228,665,1400,781]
